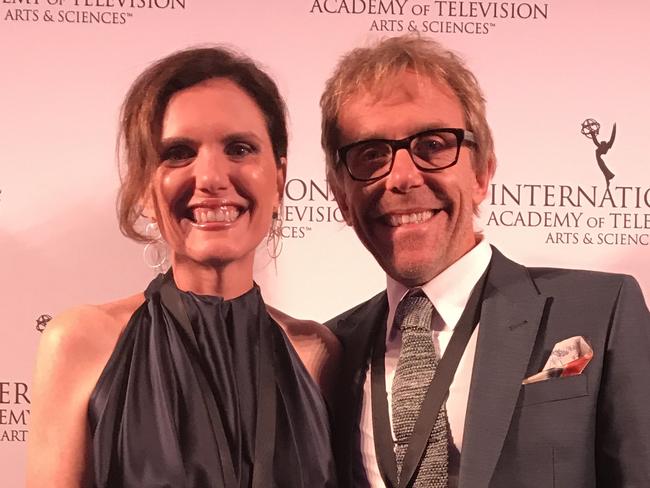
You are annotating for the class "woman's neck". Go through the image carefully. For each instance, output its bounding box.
[170,255,254,300]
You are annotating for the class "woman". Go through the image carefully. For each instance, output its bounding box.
[26,47,340,487]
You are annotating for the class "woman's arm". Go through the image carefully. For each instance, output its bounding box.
[26,296,141,487]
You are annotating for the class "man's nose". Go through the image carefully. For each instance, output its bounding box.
[384,148,424,192]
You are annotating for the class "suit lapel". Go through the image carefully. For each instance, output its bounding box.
[459,248,551,488]
[329,291,388,485]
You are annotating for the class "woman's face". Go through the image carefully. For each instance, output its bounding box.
[148,77,285,271]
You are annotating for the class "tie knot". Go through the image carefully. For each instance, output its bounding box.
[394,290,433,333]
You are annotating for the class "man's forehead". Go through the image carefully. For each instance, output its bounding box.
[336,70,463,142]
[342,70,452,109]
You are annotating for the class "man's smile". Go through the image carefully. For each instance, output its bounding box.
[382,209,444,227]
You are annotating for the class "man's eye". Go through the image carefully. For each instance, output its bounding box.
[357,145,390,163]
[225,142,257,159]
[417,137,445,152]
[161,145,196,165]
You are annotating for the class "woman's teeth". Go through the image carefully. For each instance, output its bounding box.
[192,206,241,224]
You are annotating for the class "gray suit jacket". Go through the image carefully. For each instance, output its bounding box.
[326,247,650,487]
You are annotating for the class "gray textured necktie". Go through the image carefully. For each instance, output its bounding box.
[391,290,448,487]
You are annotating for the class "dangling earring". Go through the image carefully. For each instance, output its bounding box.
[143,221,169,273]
[267,206,283,259]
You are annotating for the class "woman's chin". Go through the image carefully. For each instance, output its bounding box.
[172,245,256,271]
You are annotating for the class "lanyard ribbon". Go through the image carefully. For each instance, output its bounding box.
[370,269,488,488]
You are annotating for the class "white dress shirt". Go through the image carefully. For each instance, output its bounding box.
[359,240,492,487]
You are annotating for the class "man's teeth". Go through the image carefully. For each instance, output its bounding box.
[388,210,434,226]
[193,206,241,224]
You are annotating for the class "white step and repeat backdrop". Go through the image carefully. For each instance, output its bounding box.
[2,0,649,485]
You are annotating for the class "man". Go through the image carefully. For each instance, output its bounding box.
[321,35,650,488]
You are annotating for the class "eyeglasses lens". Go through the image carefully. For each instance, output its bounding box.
[346,131,460,180]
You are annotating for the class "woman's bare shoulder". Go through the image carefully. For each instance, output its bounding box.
[32,292,146,411]
[266,304,340,356]
[43,293,144,343]
[39,293,144,370]
[96,293,146,331]
[266,305,341,399]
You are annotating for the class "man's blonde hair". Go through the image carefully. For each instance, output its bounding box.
[320,34,495,183]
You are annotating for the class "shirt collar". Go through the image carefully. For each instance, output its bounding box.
[386,239,492,335]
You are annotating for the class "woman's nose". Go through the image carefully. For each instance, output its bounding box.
[193,150,230,192]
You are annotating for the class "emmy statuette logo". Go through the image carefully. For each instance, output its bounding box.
[35,314,52,333]
[581,118,616,188]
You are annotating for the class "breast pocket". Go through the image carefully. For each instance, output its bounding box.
[518,374,589,407]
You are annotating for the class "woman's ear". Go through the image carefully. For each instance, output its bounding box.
[275,157,287,207]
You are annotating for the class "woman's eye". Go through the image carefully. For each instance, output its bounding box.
[225,142,257,159]
[161,145,196,165]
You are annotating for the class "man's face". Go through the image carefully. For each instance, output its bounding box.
[332,71,492,287]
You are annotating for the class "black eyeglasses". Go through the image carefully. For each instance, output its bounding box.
[337,128,476,182]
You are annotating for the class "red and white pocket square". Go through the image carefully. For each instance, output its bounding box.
[522,336,593,385]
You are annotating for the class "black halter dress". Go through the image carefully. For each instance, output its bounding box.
[88,273,336,487]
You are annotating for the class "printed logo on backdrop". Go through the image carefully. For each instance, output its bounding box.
[486,119,650,247]
[581,118,616,188]
[280,179,345,239]
[309,0,549,35]
[2,0,186,25]
[36,314,52,333]
[0,382,30,443]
